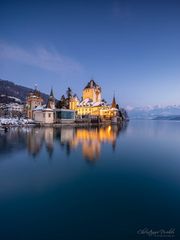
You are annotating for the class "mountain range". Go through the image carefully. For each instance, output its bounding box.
[0,79,49,104]
[127,105,180,120]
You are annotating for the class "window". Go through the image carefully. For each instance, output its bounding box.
[48,113,51,118]
[56,110,75,120]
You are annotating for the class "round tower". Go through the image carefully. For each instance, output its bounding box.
[26,87,43,119]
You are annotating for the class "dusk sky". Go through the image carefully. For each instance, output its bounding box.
[0,0,180,107]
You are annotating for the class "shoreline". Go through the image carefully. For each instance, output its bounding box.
[0,120,128,129]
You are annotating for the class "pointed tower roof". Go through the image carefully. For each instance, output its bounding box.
[84,79,100,90]
[46,87,55,108]
[50,87,54,97]
[111,95,116,108]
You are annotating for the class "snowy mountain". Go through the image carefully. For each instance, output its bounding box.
[127,105,180,119]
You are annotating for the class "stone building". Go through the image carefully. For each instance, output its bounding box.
[32,88,55,124]
[26,87,43,119]
[33,106,54,124]
[27,87,75,124]
[69,79,118,119]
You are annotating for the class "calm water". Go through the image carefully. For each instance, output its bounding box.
[0,120,180,240]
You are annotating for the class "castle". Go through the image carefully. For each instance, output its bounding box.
[26,79,121,124]
[69,79,118,119]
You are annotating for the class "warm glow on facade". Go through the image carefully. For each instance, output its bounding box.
[26,92,43,119]
[69,80,118,119]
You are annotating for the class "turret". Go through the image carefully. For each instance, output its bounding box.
[111,95,117,109]
[26,86,43,119]
[47,88,55,109]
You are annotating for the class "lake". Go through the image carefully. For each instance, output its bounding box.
[0,120,179,239]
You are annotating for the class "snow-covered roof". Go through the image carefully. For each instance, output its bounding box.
[78,98,108,107]
[43,108,53,112]
[33,106,44,111]
[33,105,54,112]
[110,107,118,111]
[92,101,102,107]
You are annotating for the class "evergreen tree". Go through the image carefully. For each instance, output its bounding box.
[61,95,66,103]
[66,87,72,100]
[66,87,73,109]
[116,104,119,109]
[56,95,67,108]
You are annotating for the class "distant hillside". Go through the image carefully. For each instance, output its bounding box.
[127,105,180,120]
[153,115,180,120]
[0,79,49,104]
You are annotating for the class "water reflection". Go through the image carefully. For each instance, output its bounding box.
[0,120,180,240]
[59,125,123,162]
[0,123,128,162]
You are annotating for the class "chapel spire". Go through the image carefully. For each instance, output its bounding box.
[111,94,116,108]
[50,87,54,97]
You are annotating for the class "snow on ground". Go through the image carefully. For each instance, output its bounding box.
[0,117,35,126]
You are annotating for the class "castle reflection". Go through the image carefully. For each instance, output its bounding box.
[25,124,127,161]
[63,126,119,161]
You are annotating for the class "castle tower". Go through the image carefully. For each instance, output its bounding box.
[110,95,118,118]
[69,96,79,110]
[82,79,101,102]
[111,95,117,108]
[47,88,55,109]
[26,86,43,119]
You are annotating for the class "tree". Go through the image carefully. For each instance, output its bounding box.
[56,95,67,109]
[102,98,107,103]
[61,95,66,103]
[116,104,119,109]
[66,87,74,109]
[66,87,72,100]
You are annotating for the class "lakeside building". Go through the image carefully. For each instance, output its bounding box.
[26,88,43,119]
[6,103,24,112]
[69,79,119,119]
[26,88,75,124]
[26,79,125,124]
[33,106,54,124]
[31,88,56,124]
[0,102,24,117]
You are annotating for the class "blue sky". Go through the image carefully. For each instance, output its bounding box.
[0,0,180,107]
